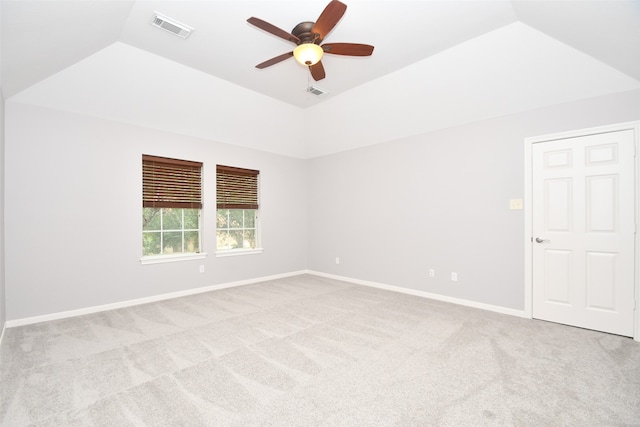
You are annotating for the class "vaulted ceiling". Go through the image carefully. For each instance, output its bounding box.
[2,1,639,157]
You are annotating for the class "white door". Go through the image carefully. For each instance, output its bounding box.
[532,130,636,336]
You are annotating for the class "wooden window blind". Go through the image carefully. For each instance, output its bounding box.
[216,165,259,209]
[142,155,203,209]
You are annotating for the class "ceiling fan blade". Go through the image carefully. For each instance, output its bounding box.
[309,61,326,81]
[247,17,300,44]
[255,52,294,69]
[312,0,347,42]
[322,43,374,56]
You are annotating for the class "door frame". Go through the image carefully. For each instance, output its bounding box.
[524,121,640,342]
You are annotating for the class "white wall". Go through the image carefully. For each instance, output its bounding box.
[0,92,5,335]
[4,88,639,321]
[0,1,6,335]
[308,89,640,310]
[4,102,308,320]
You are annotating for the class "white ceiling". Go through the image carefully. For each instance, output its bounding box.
[2,1,639,157]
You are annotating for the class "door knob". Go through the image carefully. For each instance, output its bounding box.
[535,237,549,243]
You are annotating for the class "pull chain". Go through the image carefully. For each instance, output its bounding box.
[305,66,312,101]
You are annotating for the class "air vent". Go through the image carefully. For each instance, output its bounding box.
[307,86,329,96]
[151,13,193,39]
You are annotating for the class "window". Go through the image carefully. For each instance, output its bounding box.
[142,155,203,260]
[216,165,260,253]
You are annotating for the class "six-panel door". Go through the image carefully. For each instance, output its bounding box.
[532,130,635,336]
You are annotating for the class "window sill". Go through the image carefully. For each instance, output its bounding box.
[215,248,263,257]
[140,252,207,265]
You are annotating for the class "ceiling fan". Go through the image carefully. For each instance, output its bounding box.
[247,0,374,81]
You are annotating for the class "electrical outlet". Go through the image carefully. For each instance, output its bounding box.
[429,269,435,278]
[199,265,205,273]
[451,272,458,281]
[335,257,340,265]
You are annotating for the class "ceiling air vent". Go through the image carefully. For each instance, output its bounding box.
[307,86,329,96]
[151,13,193,39]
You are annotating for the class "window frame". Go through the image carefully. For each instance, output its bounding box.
[215,164,262,256]
[141,155,207,264]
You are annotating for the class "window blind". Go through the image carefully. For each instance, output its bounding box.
[216,165,259,209]
[142,155,203,209]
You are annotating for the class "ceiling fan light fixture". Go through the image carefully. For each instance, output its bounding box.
[293,43,323,66]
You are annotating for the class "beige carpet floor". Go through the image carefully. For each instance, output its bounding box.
[1,274,639,426]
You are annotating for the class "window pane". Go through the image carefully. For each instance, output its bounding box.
[143,208,161,231]
[184,231,199,253]
[243,229,256,249]
[143,232,161,255]
[244,210,256,228]
[229,230,243,249]
[229,210,243,228]
[217,230,230,250]
[216,209,228,228]
[215,208,258,252]
[163,231,183,254]
[184,209,199,229]
[163,208,182,230]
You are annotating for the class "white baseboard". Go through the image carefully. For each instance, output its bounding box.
[307,270,528,319]
[4,269,527,329]
[4,270,307,328]
[0,322,5,347]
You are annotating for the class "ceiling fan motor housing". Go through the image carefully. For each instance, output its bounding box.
[292,21,318,44]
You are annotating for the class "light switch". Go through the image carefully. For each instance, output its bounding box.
[509,199,523,210]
